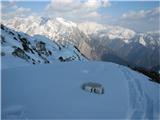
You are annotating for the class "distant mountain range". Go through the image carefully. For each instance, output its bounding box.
[78,22,160,70]
[2,16,160,71]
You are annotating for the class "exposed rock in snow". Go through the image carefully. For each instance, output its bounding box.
[1,24,87,68]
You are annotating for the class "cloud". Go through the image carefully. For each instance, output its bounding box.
[46,0,110,11]
[0,1,16,10]
[9,7,31,17]
[117,7,160,32]
[2,6,32,19]
[44,0,111,22]
[122,7,160,20]
[45,0,78,12]
[1,1,33,20]
[100,0,111,7]
[1,0,111,23]
[83,0,110,10]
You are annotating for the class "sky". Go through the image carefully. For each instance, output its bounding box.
[1,0,160,32]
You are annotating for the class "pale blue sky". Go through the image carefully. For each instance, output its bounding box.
[99,1,159,16]
[1,0,160,32]
[2,1,159,17]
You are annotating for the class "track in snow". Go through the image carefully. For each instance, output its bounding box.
[119,65,157,119]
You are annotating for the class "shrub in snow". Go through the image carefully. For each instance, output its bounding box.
[82,82,104,94]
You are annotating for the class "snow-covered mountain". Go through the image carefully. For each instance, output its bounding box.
[2,16,92,59]
[1,24,87,68]
[78,22,136,41]
[2,17,160,70]
[78,22,160,69]
[2,62,160,119]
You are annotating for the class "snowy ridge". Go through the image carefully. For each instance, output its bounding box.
[1,24,87,68]
[78,21,136,41]
[2,16,92,58]
[2,62,160,119]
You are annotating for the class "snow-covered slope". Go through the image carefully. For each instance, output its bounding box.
[1,24,87,68]
[2,62,160,119]
[2,16,92,58]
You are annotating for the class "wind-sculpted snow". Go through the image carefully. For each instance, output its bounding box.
[2,62,159,119]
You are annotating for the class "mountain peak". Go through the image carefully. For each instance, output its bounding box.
[56,17,66,22]
[55,17,77,27]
